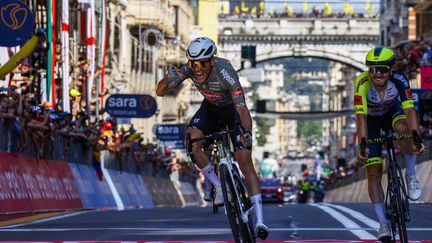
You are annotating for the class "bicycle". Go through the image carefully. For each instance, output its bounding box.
[187,126,256,243]
[361,130,422,243]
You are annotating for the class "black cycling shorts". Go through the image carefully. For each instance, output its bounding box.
[187,100,251,151]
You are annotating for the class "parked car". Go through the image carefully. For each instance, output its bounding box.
[260,178,284,203]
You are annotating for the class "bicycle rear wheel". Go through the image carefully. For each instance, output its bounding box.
[220,163,255,243]
[387,165,409,243]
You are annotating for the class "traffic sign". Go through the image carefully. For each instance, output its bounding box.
[105,94,157,118]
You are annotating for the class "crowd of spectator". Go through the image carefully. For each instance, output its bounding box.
[393,39,432,80]
[219,5,378,20]
[0,34,198,181]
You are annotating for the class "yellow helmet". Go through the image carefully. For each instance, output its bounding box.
[365,47,395,67]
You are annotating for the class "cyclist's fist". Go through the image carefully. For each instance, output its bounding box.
[412,142,426,155]
[412,130,426,155]
[356,147,369,164]
[357,137,369,165]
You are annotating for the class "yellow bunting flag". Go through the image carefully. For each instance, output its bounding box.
[259,1,265,14]
[324,2,332,15]
[235,5,240,14]
[241,1,249,13]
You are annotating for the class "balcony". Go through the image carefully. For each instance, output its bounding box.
[164,44,183,65]
[126,0,175,36]
[402,0,421,6]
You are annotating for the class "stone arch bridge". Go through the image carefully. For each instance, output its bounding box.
[218,18,380,71]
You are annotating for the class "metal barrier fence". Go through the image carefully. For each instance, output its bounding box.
[0,120,198,183]
[325,139,432,190]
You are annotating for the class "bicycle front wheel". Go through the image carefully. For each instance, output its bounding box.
[388,165,409,243]
[220,163,255,243]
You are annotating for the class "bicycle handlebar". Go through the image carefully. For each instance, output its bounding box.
[365,130,422,145]
[186,125,244,155]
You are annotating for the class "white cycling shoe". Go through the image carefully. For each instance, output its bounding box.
[377,224,391,241]
[214,186,224,206]
[406,176,421,201]
[255,222,269,240]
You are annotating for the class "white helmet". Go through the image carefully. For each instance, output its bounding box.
[186,37,217,60]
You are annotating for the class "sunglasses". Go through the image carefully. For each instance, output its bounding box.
[188,59,210,69]
[368,66,390,74]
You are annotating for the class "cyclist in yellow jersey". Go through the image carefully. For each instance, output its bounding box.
[354,47,426,240]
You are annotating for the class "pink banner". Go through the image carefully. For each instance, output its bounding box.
[0,153,82,213]
[420,66,432,90]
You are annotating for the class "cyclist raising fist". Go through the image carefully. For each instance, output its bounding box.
[156,37,269,240]
[354,47,426,241]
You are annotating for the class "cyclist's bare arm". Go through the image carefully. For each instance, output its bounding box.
[156,80,170,97]
[236,105,252,132]
[404,107,426,154]
[404,107,420,135]
[356,113,369,160]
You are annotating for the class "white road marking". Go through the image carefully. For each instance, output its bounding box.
[322,203,380,229]
[1,227,432,232]
[312,204,376,240]
[101,165,124,210]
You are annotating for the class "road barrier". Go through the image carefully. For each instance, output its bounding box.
[325,160,432,203]
[0,118,205,215]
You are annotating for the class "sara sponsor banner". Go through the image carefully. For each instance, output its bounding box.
[105,94,157,118]
[420,66,432,90]
[0,153,82,213]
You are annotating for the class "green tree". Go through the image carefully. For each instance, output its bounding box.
[297,120,322,146]
[255,117,271,146]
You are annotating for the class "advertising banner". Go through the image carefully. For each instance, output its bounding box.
[155,124,187,149]
[68,163,116,208]
[0,153,82,213]
[420,66,432,90]
[105,94,157,118]
[107,170,153,208]
[106,169,153,208]
[155,124,187,141]
[412,89,432,126]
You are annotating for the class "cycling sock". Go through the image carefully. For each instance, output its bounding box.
[250,194,263,223]
[404,154,416,177]
[373,203,388,225]
[204,177,211,191]
[201,163,221,187]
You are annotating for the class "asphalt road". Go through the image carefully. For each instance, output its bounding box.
[0,203,431,242]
